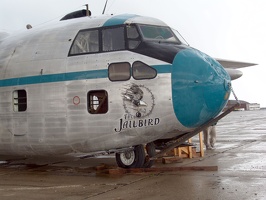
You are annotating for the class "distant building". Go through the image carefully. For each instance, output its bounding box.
[247,103,260,110]
[225,100,260,111]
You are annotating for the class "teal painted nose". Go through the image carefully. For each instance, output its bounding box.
[171,48,231,128]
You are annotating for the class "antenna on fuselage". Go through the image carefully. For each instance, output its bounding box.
[102,0,108,14]
[85,4,89,16]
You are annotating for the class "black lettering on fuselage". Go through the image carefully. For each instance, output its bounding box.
[114,117,160,132]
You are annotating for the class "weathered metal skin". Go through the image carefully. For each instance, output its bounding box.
[0,14,230,156]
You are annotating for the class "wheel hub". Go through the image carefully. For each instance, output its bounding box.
[120,151,135,166]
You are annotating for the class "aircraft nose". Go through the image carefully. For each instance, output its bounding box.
[171,48,231,128]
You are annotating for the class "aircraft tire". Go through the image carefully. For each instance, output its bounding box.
[144,142,156,168]
[115,145,145,168]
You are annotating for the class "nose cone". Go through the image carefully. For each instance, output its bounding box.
[172,48,231,128]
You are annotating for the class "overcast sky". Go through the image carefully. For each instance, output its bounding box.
[1,0,266,106]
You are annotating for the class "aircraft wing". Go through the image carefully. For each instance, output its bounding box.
[215,58,257,69]
[215,59,257,80]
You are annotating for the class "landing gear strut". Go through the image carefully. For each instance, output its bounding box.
[144,142,156,168]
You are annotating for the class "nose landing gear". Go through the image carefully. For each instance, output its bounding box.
[115,142,155,168]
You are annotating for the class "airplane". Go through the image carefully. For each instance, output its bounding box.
[0,9,256,168]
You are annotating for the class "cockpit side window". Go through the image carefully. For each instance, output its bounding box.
[102,27,125,52]
[69,29,99,55]
[127,25,139,39]
[126,25,141,49]
[132,61,157,80]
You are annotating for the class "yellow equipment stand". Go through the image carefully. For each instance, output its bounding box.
[174,131,204,158]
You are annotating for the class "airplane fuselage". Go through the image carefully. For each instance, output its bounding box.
[0,14,231,156]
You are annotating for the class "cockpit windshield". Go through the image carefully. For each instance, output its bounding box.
[171,28,189,46]
[138,24,181,44]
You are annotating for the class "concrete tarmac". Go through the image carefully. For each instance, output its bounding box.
[0,110,266,200]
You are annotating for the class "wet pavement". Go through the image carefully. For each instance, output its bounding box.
[0,110,266,200]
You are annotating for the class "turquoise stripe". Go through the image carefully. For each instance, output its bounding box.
[152,64,171,74]
[0,69,108,87]
[0,64,171,87]
[103,14,138,27]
